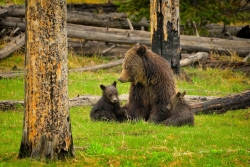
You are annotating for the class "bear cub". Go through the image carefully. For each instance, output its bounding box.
[162,91,194,126]
[90,81,127,122]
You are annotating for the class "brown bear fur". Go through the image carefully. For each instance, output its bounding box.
[90,81,127,122]
[118,44,176,123]
[162,91,194,126]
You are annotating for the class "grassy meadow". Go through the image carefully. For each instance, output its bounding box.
[0,0,249,166]
[0,51,250,166]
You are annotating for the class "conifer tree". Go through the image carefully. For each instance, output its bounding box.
[117,0,250,26]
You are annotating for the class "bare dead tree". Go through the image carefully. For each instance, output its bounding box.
[18,0,74,160]
[150,0,181,74]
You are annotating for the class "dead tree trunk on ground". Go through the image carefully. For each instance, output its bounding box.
[0,33,25,59]
[190,90,250,114]
[19,0,74,160]
[1,21,250,58]
[1,5,149,30]
[1,91,249,115]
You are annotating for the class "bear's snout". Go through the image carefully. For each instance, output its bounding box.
[111,97,118,103]
[118,77,125,83]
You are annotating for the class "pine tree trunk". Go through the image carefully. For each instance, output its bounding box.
[150,0,181,74]
[19,0,74,160]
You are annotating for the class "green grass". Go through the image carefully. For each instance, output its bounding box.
[1,66,249,100]
[0,107,249,166]
[178,67,250,96]
[0,53,250,166]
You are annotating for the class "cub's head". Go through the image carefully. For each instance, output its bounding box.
[100,81,119,103]
[167,91,186,111]
[118,44,147,84]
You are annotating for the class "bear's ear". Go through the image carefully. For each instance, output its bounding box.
[112,81,117,87]
[134,43,140,47]
[179,91,186,99]
[137,45,147,57]
[100,84,106,90]
[176,92,181,98]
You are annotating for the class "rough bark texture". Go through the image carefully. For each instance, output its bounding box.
[190,90,250,114]
[19,0,74,160]
[150,0,181,74]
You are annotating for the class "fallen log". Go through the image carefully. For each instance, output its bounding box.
[0,100,24,111]
[3,4,250,39]
[0,71,24,79]
[0,33,25,59]
[180,52,209,67]
[190,90,250,114]
[1,92,249,115]
[70,59,124,72]
[67,11,149,30]
[0,94,218,111]
[1,5,149,30]
[68,41,128,56]
[1,21,250,59]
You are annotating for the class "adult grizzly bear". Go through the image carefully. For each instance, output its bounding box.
[90,81,127,122]
[163,91,194,126]
[118,44,176,123]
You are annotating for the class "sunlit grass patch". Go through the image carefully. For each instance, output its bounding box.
[0,53,24,71]
[178,67,250,96]
[0,105,249,166]
[68,53,111,69]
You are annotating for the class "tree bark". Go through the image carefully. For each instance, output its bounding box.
[150,0,181,74]
[19,0,74,160]
[190,90,250,114]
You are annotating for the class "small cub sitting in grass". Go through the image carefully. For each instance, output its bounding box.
[90,81,127,122]
[162,91,194,126]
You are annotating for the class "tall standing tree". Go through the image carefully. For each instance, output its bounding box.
[18,0,74,160]
[150,0,181,75]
